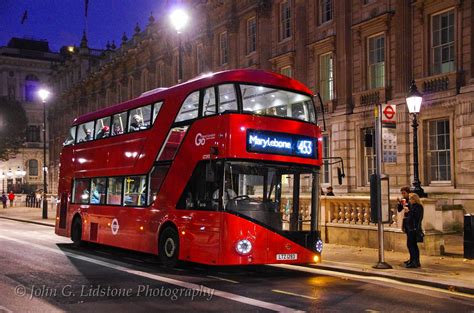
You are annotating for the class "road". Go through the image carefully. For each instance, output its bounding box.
[0,219,473,313]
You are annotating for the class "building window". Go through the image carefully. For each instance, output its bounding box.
[428,119,451,182]
[280,66,292,78]
[247,17,257,54]
[431,10,455,75]
[156,62,164,87]
[320,53,334,103]
[116,82,122,103]
[28,159,39,176]
[128,77,134,99]
[320,0,333,24]
[219,32,228,65]
[27,125,41,142]
[197,43,204,74]
[322,135,331,184]
[141,69,148,93]
[362,128,376,184]
[368,35,385,89]
[280,0,291,41]
[25,74,39,102]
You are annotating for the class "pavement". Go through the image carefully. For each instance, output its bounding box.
[1,205,473,296]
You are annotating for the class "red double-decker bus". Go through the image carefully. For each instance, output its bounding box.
[55,69,324,266]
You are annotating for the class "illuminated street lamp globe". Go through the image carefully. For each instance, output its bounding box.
[406,80,422,114]
[169,8,189,34]
[38,89,50,102]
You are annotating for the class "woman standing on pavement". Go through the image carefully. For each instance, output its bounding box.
[404,193,424,268]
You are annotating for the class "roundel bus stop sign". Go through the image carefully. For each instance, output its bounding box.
[382,104,396,124]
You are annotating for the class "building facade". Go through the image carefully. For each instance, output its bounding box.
[48,0,474,212]
[0,38,62,194]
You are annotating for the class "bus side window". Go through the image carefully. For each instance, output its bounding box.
[152,101,163,124]
[202,87,217,116]
[72,178,91,204]
[129,105,152,132]
[148,165,170,205]
[218,84,237,113]
[174,91,199,122]
[63,126,76,146]
[111,112,127,136]
[124,175,147,206]
[95,116,111,139]
[90,177,107,204]
[76,121,95,143]
[107,177,123,205]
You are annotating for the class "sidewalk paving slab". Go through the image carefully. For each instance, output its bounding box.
[1,206,472,295]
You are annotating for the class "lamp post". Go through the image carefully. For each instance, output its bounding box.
[170,8,189,83]
[0,172,4,193]
[38,89,50,218]
[406,80,427,198]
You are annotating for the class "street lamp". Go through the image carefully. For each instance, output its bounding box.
[0,172,4,193]
[169,8,189,83]
[38,88,50,219]
[406,80,427,198]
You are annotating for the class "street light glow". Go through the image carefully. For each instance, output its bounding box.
[406,80,422,114]
[38,89,50,102]
[170,9,189,33]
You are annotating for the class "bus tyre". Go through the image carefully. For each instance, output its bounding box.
[159,227,179,267]
[71,217,83,246]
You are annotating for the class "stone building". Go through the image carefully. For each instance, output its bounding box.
[0,38,62,194]
[48,0,473,214]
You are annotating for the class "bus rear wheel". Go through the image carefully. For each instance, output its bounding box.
[71,217,83,246]
[159,227,179,267]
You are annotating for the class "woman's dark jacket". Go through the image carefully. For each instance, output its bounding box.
[403,203,424,233]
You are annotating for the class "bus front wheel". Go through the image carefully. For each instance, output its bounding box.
[159,227,179,267]
[71,217,83,246]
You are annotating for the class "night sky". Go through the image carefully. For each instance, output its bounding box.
[0,0,168,52]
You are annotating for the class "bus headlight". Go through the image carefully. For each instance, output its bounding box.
[315,239,323,253]
[235,239,252,255]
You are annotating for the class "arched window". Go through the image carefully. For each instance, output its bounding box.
[141,69,149,93]
[28,159,39,176]
[128,77,134,99]
[25,74,39,102]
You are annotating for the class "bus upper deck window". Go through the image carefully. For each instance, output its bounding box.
[202,87,217,117]
[77,121,95,143]
[152,101,163,124]
[175,91,199,123]
[129,105,152,132]
[111,112,127,136]
[63,126,76,146]
[218,84,237,113]
[240,84,316,123]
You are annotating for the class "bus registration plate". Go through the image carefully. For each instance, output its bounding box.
[276,253,298,261]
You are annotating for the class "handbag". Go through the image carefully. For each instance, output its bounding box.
[416,229,424,243]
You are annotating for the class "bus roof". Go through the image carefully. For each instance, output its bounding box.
[72,69,314,126]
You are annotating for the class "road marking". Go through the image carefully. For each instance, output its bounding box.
[0,305,13,313]
[0,235,304,313]
[272,289,318,300]
[269,264,474,300]
[207,275,239,284]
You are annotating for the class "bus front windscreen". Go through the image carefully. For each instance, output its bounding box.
[240,84,316,124]
[222,161,319,232]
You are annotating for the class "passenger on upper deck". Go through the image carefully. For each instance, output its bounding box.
[112,123,123,136]
[130,114,147,131]
[80,129,93,142]
[96,126,110,139]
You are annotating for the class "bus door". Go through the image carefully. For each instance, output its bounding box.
[177,161,222,264]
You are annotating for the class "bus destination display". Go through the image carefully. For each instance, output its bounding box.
[247,129,316,158]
